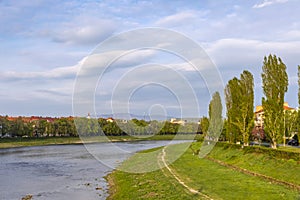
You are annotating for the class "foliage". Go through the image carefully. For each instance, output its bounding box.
[298,65,300,132]
[225,71,254,146]
[0,116,78,138]
[225,78,241,143]
[208,92,223,141]
[299,65,300,108]
[261,54,288,148]
[199,116,209,135]
[284,110,298,140]
[0,116,201,138]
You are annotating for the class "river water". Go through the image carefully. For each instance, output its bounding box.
[0,140,187,200]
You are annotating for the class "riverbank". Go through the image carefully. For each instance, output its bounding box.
[0,134,202,149]
[107,142,300,199]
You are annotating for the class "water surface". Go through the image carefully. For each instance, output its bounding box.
[0,140,187,200]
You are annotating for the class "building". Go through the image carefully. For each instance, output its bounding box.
[170,118,187,126]
[6,116,57,123]
[254,102,296,128]
[106,117,114,123]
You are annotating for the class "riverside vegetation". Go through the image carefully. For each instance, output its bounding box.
[107,142,300,200]
[0,134,202,149]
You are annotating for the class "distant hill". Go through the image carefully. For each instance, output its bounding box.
[98,113,174,121]
[98,113,200,122]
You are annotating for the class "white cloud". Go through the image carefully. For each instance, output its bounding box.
[207,38,300,69]
[253,0,288,8]
[97,64,202,118]
[282,30,300,40]
[0,64,78,81]
[155,10,207,27]
[52,19,117,45]
[77,49,157,78]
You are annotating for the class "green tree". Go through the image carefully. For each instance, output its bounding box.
[0,117,9,136]
[10,117,25,137]
[235,71,254,146]
[284,110,298,143]
[299,65,300,107]
[208,92,223,141]
[200,117,209,136]
[38,120,48,136]
[225,78,241,143]
[298,65,300,132]
[261,54,288,149]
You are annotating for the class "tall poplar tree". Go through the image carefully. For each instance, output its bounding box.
[261,54,288,149]
[208,91,223,141]
[235,71,254,146]
[225,78,240,143]
[225,71,254,145]
[298,65,300,132]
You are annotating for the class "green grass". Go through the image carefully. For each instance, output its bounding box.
[107,142,300,200]
[0,137,82,148]
[278,145,300,153]
[0,134,201,149]
[208,143,300,186]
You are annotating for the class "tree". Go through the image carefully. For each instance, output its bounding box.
[9,117,25,137]
[284,110,298,141]
[234,71,254,146]
[207,92,223,141]
[200,117,209,136]
[0,116,10,136]
[225,77,242,143]
[38,120,48,136]
[298,65,300,133]
[299,65,300,107]
[261,54,288,149]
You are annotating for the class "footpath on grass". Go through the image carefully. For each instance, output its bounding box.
[159,147,213,200]
[107,142,300,200]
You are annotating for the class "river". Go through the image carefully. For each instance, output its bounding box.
[0,140,188,200]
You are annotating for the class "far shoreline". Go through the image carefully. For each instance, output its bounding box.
[0,134,201,149]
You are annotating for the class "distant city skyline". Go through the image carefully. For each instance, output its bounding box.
[1,0,300,117]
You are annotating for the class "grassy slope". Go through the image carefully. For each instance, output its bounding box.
[207,143,300,186]
[107,142,300,200]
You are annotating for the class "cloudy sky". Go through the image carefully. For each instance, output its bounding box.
[1,0,300,118]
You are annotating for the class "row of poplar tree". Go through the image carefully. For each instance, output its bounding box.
[201,54,300,149]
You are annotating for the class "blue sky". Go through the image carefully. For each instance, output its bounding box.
[1,0,300,117]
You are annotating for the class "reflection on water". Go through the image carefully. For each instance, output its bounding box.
[0,140,188,200]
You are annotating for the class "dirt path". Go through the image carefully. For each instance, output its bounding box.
[159,147,214,200]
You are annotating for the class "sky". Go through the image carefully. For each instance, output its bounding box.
[1,0,300,118]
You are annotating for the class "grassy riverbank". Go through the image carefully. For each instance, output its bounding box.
[0,137,82,148]
[107,142,300,200]
[0,134,201,149]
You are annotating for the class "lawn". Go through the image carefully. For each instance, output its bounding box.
[107,142,300,200]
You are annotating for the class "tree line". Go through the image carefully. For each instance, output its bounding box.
[0,116,202,138]
[0,116,77,137]
[201,54,300,148]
